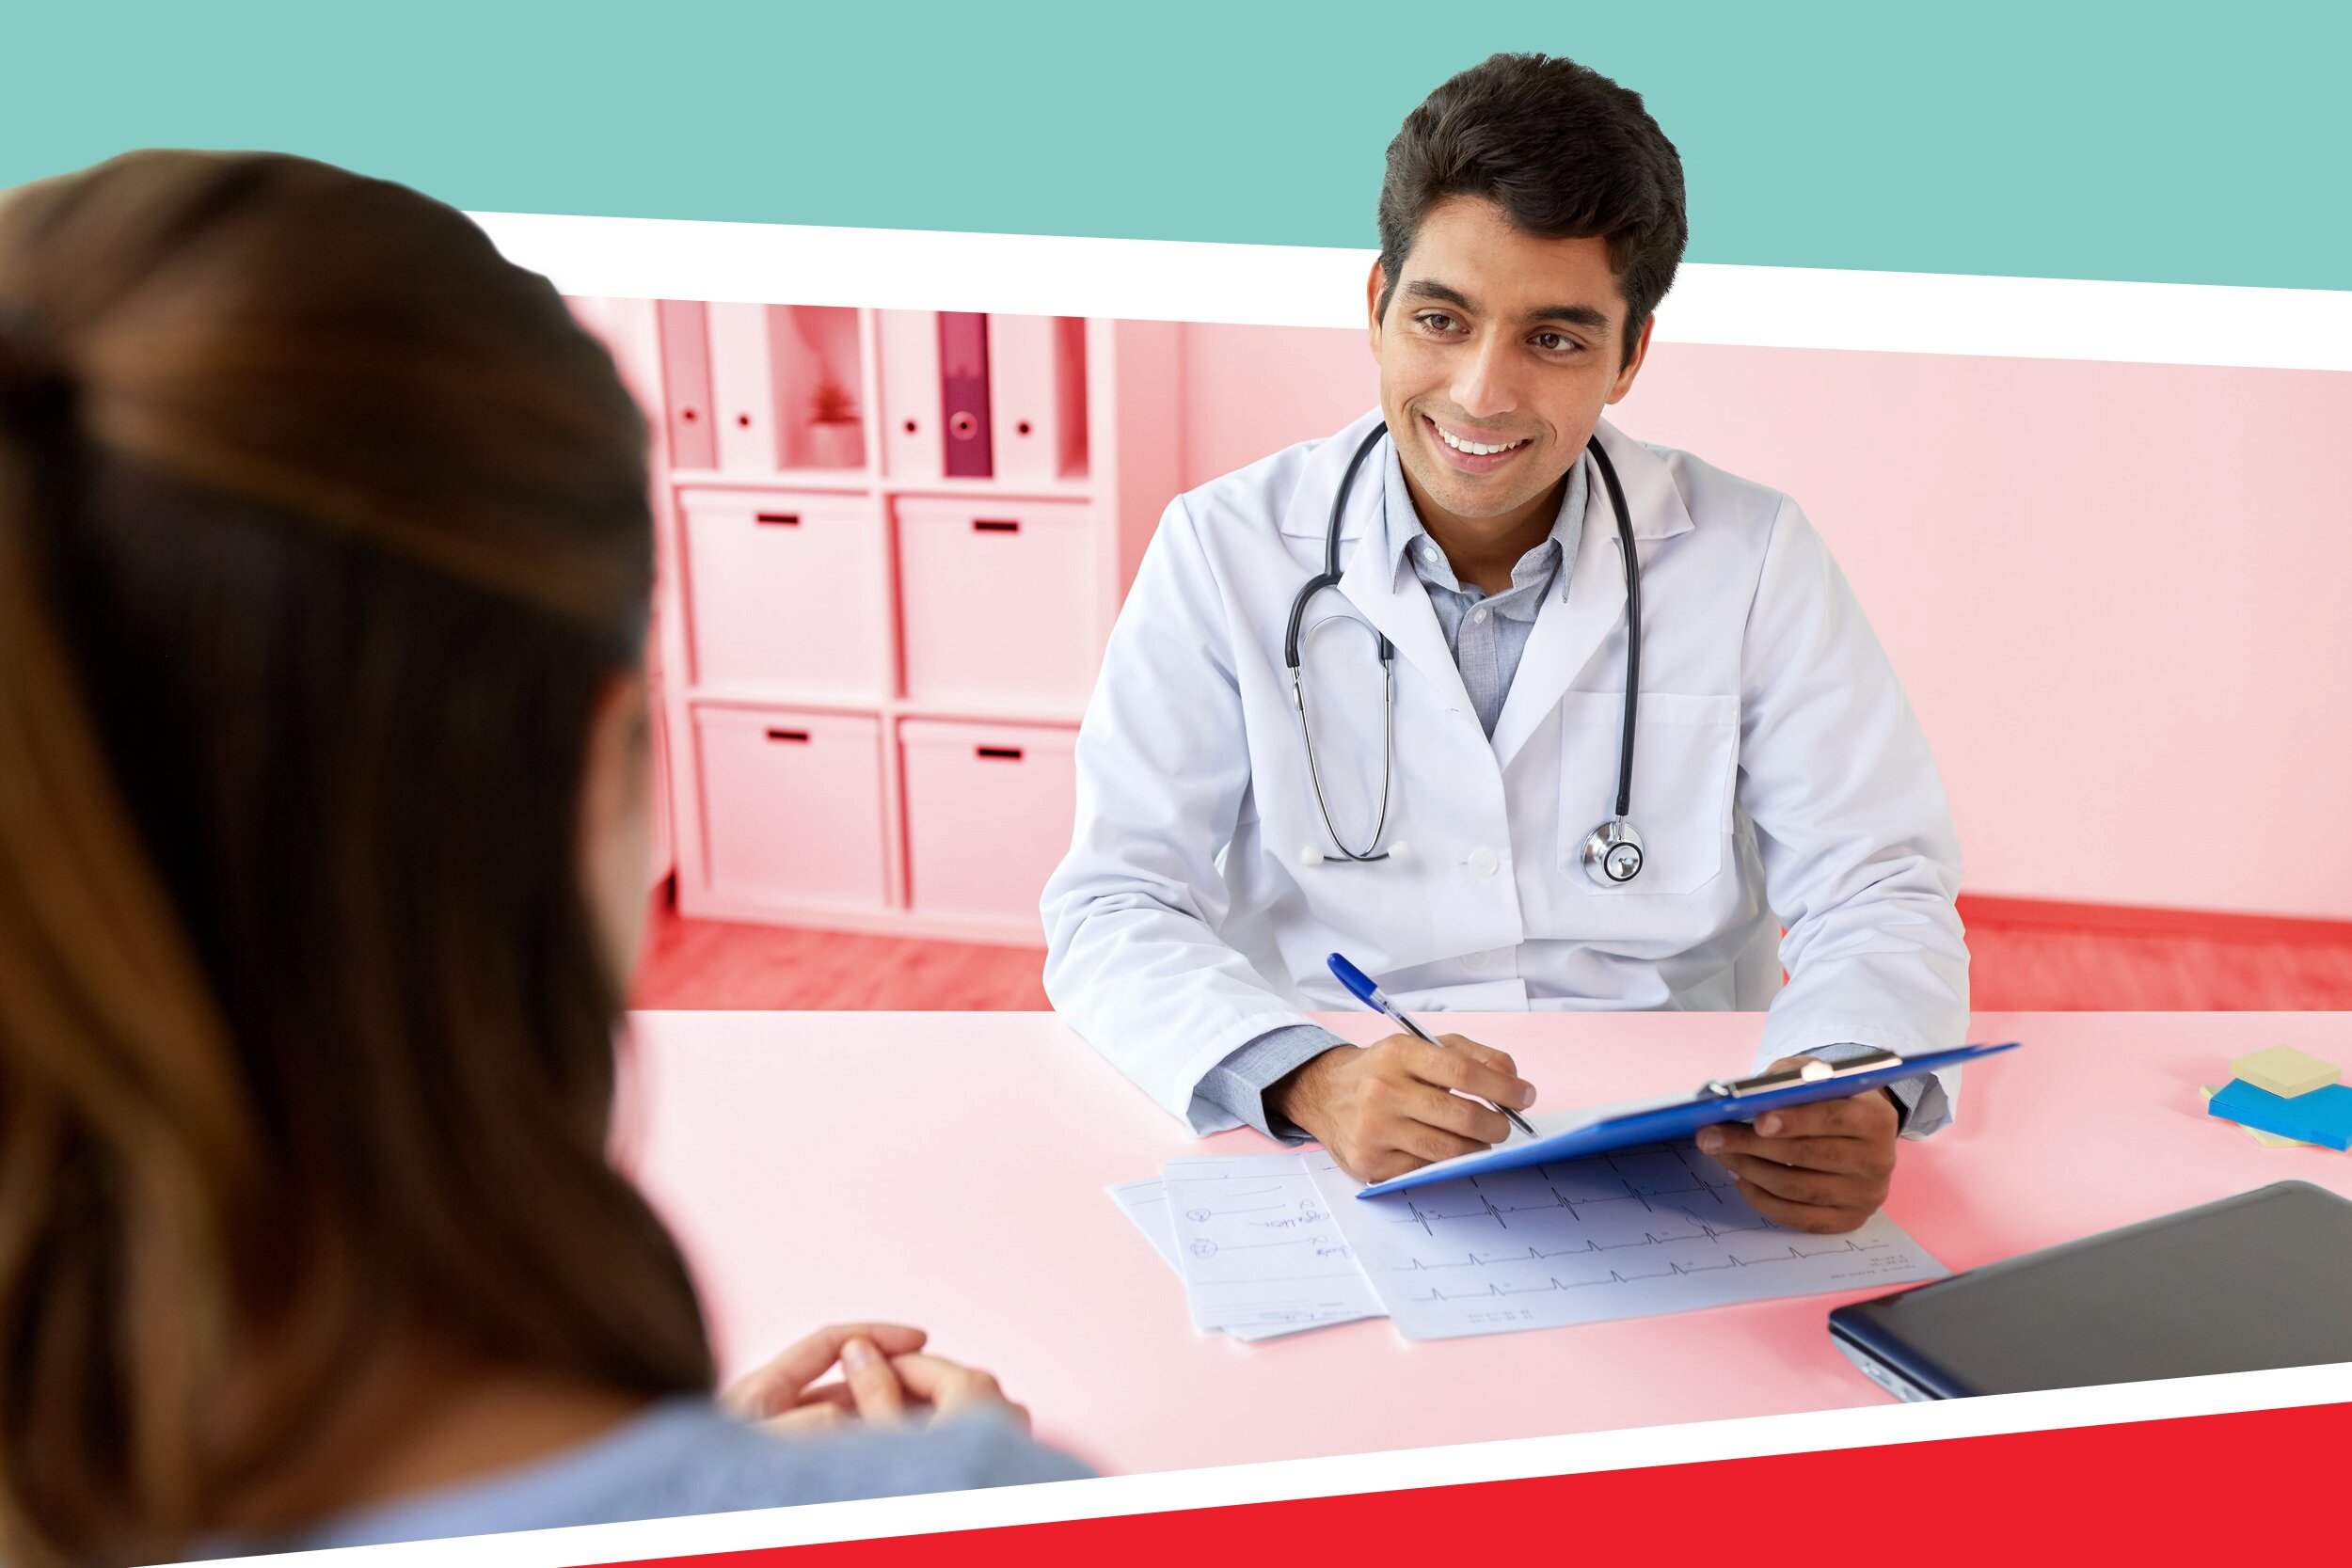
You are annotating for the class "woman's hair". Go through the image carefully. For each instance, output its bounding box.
[0,151,711,1564]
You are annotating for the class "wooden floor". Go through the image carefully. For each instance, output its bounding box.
[632,893,2352,1012]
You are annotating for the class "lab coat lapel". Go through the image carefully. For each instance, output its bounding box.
[1486,492,1625,771]
[1487,421,1692,772]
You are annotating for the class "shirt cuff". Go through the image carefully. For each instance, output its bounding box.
[1195,1024,1350,1143]
[1799,1041,1946,1137]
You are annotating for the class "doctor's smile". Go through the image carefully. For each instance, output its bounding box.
[1418,411,1534,473]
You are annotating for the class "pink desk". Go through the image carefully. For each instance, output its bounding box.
[620,1011,2352,1475]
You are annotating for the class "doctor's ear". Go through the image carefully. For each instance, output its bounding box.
[1606,313,1656,404]
[1365,261,1390,353]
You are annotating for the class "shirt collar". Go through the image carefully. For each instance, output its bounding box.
[1383,439,1588,600]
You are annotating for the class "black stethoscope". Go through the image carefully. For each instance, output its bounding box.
[1283,422,1646,888]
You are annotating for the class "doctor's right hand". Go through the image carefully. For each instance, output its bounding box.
[1270,1037,1535,1184]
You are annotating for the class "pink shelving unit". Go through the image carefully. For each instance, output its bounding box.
[580,298,1180,945]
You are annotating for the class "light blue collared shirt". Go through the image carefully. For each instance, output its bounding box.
[1379,443,1586,737]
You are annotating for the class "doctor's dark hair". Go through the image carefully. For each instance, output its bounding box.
[1376,53,1688,364]
[0,152,707,1564]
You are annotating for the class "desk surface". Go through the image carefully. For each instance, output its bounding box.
[620,1010,2352,1476]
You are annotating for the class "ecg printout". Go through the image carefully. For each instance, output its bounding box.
[1306,1140,1947,1340]
[1164,1153,1385,1333]
[1106,1179,1379,1340]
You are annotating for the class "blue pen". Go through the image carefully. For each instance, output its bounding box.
[1327,953,1536,1137]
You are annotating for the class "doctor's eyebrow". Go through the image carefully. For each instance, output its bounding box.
[1400,279,1611,332]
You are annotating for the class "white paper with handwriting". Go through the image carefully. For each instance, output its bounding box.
[1106,1177,1378,1341]
[1157,1153,1384,1333]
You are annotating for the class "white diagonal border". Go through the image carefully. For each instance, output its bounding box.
[472,213,2352,373]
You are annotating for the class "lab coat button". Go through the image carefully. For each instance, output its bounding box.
[1462,949,1490,972]
[1468,847,1500,877]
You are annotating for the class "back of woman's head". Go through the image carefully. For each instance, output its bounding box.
[0,151,710,1563]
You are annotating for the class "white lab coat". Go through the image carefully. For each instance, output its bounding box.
[1041,410,1968,1135]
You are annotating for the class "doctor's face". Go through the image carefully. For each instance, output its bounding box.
[1369,197,1651,541]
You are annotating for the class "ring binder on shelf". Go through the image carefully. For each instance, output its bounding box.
[938,311,993,479]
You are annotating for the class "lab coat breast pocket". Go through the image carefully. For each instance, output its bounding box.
[1556,690,1739,897]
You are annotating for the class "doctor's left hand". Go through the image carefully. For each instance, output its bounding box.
[1694,1058,1900,1234]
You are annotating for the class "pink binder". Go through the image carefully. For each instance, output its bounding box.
[877,309,943,480]
[656,300,716,470]
[937,311,993,479]
[988,315,1088,483]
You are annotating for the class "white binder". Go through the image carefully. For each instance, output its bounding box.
[988,314,1088,483]
[877,309,944,480]
[707,301,783,472]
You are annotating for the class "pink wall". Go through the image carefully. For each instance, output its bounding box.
[1174,324,2352,921]
[1179,320,1378,484]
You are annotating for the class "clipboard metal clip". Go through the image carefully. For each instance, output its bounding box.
[1701,1047,1905,1100]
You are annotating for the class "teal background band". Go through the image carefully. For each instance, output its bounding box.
[8,1,2346,293]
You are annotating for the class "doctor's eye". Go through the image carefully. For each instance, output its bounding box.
[1531,330,1586,355]
[1413,311,1466,337]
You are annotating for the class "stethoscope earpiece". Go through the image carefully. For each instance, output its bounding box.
[1288,425,1645,886]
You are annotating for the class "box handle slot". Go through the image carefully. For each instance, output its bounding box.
[766,728,811,743]
[755,511,802,527]
[972,518,1021,533]
[976,746,1025,761]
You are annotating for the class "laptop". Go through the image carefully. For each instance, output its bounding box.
[1829,1180,2352,1401]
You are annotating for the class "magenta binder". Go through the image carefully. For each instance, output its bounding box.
[938,311,993,478]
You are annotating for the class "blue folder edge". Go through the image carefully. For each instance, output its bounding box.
[1356,1040,2021,1198]
[2207,1078,2352,1150]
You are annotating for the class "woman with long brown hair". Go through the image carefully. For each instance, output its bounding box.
[0,150,1086,1564]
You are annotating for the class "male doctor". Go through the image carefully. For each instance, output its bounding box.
[1041,54,1968,1230]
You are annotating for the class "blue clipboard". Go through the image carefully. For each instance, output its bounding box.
[1355,1040,2019,1198]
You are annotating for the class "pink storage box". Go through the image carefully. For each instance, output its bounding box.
[898,720,1077,928]
[679,488,886,697]
[694,706,887,912]
[893,498,1096,710]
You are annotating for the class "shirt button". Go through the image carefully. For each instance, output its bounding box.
[1462,949,1490,972]
[1471,607,1489,625]
[1468,847,1500,877]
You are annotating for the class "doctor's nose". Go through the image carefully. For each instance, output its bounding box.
[1449,337,1520,422]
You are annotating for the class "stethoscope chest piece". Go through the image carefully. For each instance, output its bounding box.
[1581,816,1645,887]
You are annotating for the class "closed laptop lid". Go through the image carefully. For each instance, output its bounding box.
[1829,1181,2352,1397]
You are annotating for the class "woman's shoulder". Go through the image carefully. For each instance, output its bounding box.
[201,1398,1093,1554]
[683,1400,1096,1504]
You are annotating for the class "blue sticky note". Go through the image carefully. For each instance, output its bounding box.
[2209,1079,2352,1151]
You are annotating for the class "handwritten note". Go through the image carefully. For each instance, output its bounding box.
[1306,1140,1947,1340]
[1107,1178,1376,1341]
[1162,1153,1384,1334]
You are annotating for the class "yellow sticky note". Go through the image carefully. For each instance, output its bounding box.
[2229,1046,2341,1099]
